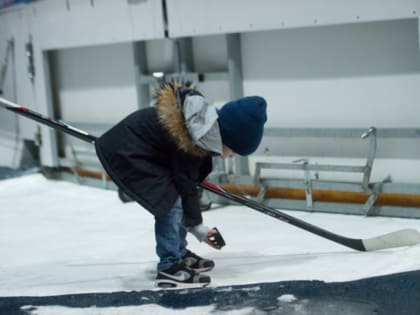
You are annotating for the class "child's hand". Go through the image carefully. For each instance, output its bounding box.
[204,227,226,249]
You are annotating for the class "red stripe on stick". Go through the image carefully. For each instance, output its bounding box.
[18,106,29,112]
[202,181,224,193]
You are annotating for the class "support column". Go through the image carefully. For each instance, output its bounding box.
[24,2,59,167]
[132,41,151,109]
[32,49,59,166]
[226,33,249,175]
[173,37,193,73]
[414,0,420,63]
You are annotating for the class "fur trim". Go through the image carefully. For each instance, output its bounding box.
[154,81,209,157]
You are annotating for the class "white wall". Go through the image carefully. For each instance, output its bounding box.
[240,20,420,183]
[50,44,139,124]
[0,6,38,167]
[0,3,419,184]
[166,0,420,37]
[241,19,420,128]
[49,35,232,125]
[192,35,231,105]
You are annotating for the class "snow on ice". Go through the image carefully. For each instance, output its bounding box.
[1,174,420,314]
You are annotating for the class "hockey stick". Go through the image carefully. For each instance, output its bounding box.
[2,96,420,251]
[201,181,420,251]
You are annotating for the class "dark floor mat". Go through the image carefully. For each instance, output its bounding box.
[1,270,419,315]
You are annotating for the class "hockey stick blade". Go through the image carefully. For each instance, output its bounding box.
[201,181,420,251]
[362,228,420,251]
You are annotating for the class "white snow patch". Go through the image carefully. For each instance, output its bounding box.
[277,294,297,303]
[1,174,420,296]
[215,286,233,292]
[241,285,260,292]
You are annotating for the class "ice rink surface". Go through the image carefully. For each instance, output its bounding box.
[1,174,420,314]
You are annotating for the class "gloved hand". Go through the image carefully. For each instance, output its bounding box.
[187,224,226,249]
[204,227,226,249]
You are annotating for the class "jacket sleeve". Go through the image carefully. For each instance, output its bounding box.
[171,151,204,227]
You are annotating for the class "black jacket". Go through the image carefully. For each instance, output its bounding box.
[95,83,213,227]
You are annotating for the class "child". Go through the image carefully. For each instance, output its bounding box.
[95,81,267,288]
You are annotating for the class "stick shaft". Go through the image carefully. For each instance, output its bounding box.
[201,180,366,251]
[0,97,97,143]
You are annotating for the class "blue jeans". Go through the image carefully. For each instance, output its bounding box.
[155,197,188,272]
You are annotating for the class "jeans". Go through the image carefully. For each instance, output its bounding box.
[155,197,188,272]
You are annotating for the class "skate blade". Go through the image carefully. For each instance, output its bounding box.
[155,279,210,290]
[190,266,214,273]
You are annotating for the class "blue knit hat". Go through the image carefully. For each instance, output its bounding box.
[218,96,267,156]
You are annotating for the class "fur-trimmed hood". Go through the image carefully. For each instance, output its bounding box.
[154,82,215,157]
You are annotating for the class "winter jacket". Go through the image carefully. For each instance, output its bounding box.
[95,83,214,227]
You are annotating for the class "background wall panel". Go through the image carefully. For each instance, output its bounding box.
[33,0,165,50]
[0,6,37,166]
[166,0,419,37]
